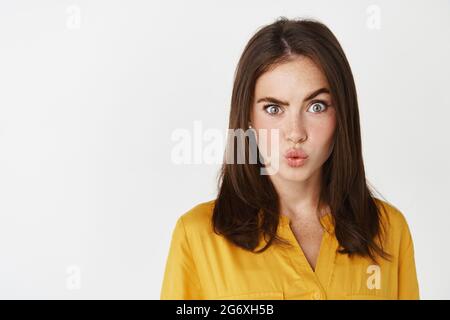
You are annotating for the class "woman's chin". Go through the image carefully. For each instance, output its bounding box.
[281,172,309,182]
[270,164,310,181]
[262,160,312,180]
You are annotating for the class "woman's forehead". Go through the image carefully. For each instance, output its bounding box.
[254,57,330,101]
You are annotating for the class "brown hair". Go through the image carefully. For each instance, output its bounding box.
[212,17,391,263]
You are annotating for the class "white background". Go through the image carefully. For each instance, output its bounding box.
[0,0,449,299]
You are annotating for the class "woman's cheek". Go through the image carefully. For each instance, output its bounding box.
[313,121,336,159]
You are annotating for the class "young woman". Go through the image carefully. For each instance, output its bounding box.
[160,17,419,300]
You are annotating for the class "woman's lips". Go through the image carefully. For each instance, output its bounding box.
[284,149,308,167]
[284,148,308,159]
[286,157,307,167]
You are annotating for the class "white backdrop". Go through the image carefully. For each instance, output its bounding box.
[0,0,449,299]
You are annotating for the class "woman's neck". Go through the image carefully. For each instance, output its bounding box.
[271,169,326,221]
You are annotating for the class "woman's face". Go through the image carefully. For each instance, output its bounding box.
[250,55,336,182]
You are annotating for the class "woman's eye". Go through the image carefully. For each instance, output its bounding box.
[308,101,328,113]
[263,104,282,115]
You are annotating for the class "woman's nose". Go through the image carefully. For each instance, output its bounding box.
[286,117,307,144]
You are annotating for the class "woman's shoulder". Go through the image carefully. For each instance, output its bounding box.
[176,199,216,234]
[373,197,413,244]
[373,197,408,227]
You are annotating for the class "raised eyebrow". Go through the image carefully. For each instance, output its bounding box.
[256,87,331,106]
[256,96,289,106]
[303,87,330,102]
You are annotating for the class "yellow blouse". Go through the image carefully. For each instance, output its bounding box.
[160,198,419,300]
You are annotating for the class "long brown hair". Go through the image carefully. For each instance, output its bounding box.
[212,17,391,262]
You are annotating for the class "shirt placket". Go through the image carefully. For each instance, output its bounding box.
[278,214,337,300]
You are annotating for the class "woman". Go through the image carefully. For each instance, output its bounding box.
[160,17,419,300]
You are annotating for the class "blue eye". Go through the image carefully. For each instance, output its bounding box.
[263,104,282,115]
[308,101,328,113]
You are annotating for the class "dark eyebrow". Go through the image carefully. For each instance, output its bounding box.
[256,87,330,106]
[303,87,330,102]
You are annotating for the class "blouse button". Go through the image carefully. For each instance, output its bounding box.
[311,292,322,300]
